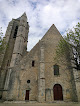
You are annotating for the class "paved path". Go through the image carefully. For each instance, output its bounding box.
[0,101,80,106]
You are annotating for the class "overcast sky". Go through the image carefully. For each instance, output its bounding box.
[0,0,80,51]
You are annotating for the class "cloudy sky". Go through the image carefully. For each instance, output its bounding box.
[0,0,80,51]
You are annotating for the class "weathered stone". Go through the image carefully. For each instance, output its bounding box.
[0,13,80,103]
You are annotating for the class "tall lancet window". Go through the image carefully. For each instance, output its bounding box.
[54,64,59,75]
[13,26,18,38]
[32,60,35,67]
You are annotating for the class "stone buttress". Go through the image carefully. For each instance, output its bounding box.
[38,41,45,102]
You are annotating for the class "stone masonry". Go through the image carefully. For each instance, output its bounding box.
[0,13,80,103]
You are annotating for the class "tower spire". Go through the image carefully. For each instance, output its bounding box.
[21,12,27,18]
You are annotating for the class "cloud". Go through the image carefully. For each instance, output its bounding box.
[0,0,80,51]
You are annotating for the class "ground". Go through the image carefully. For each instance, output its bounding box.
[0,101,80,106]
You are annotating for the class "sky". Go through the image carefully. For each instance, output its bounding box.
[0,0,80,51]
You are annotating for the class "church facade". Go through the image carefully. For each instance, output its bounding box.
[0,13,80,102]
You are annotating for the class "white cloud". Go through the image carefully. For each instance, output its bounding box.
[0,0,80,51]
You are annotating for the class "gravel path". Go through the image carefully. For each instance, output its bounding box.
[0,101,80,106]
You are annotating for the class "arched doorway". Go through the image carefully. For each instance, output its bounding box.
[53,84,63,100]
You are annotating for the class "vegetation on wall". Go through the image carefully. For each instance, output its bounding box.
[56,22,80,70]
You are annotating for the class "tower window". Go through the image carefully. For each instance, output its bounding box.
[32,60,35,67]
[54,65,59,75]
[13,26,18,38]
[7,60,9,66]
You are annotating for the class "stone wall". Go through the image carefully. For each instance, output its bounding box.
[0,19,20,98]
[1,15,79,102]
[41,24,73,102]
[2,13,29,100]
[5,24,76,102]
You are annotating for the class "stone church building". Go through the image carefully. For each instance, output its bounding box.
[0,13,80,102]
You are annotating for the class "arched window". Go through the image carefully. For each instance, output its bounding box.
[13,26,18,38]
[53,84,63,100]
[54,64,59,75]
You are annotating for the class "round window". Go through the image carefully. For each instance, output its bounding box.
[27,80,30,83]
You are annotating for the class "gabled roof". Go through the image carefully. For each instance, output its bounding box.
[41,24,62,41]
[28,24,62,53]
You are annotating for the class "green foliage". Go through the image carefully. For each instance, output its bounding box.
[0,27,6,53]
[56,22,80,70]
[65,22,80,45]
[56,38,71,58]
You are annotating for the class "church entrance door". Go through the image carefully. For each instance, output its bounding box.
[25,90,29,100]
[53,84,63,100]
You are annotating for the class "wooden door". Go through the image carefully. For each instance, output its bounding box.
[25,90,29,100]
[53,84,63,100]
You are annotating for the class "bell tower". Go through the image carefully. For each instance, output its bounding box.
[0,13,29,99]
[10,12,29,67]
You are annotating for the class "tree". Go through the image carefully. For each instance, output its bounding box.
[0,27,6,53]
[56,22,80,70]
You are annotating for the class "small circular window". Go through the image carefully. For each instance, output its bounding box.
[27,80,30,83]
